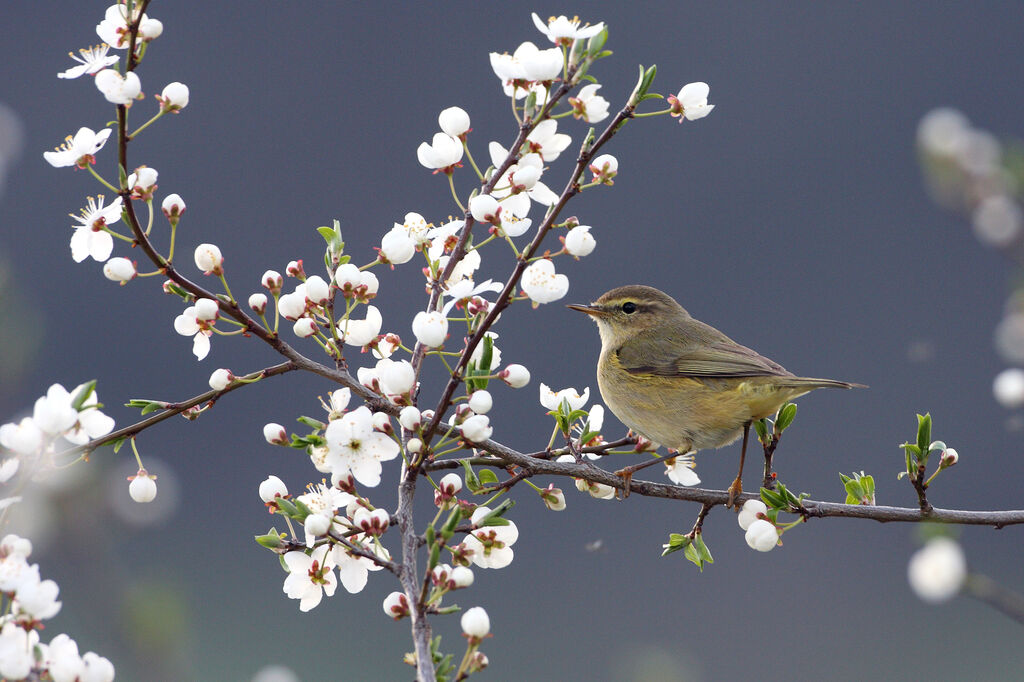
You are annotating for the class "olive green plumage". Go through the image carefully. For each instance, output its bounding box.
[569,285,863,454]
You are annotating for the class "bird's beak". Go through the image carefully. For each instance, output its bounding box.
[566,303,607,317]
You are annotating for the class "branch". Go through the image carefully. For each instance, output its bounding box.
[469,438,1024,528]
[55,361,299,459]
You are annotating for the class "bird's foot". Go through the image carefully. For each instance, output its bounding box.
[727,476,743,509]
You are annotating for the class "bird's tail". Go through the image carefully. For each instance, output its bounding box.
[782,377,867,390]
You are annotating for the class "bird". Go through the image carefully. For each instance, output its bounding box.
[568,285,864,506]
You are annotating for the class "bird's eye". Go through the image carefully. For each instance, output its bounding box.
[621,302,637,314]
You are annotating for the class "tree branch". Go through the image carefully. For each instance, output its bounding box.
[470,438,1024,528]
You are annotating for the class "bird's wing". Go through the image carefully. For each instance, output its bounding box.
[618,339,792,379]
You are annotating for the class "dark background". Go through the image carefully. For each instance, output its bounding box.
[2,2,1023,680]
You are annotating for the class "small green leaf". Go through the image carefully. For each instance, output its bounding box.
[461,460,480,493]
[428,542,440,570]
[297,416,326,430]
[275,497,298,517]
[753,419,769,442]
[587,26,608,55]
[255,530,284,550]
[916,413,932,457]
[477,469,499,486]
[775,403,797,432]
[71,380,97,411]
[661,533,691,557]
[425,525,435,547]
[110,436,127,453]
[694,533,714,565]
[292,499,312,519]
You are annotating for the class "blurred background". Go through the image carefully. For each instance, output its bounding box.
[2,2,1024,680]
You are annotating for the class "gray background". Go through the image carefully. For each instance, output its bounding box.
[2,2,1023,680]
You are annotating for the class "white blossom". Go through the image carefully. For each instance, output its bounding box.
[744,519,779,552]
[462,506,518,569]
[670,82,715,122]
[737,499,768,530]
[96,3,153,48]
[337,306,383,347]
[569,83,610,123]
[469,194,500,224]
[521,259,569,305]
[69,195,122,263]
[379,226,416,265]
[564,225,596,257]
[664,453,700,486]
[95,68,141,105]
[438,106,471,137]
[58,44,119,79]
[540,383,590,412]
[412,310,448,348]
[525,119,571,162]
[282,545,336,612]
[416,133,463,171]
[102,257,136,283]
[324,406,400,487]
[44,127,112,168]
[248,293,267,314]
[468,390,493,415]
[460,414,493,443]
[0,418,43,457]
[531,12,605,45]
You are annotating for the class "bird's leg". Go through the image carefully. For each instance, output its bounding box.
[613,454,671,498]
[727,421,751,509]
[761,428,779,491]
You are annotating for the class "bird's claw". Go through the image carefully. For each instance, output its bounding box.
[727,477,743,509]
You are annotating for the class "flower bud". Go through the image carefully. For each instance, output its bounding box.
[451,565,474,588]
[383,591,410,620]
[248,293,268,314]
[564,225,596,257]
[461,606,490,639]
[194,297,220,321]
[159,82,190,112]
[469,194,500,224]
[468,390,493,415]
[371,412,392,433]
[407,438,423,454]
[286,260,305,278]
[744,519,779,552]
[258,475,288,502]
[263,423,288,445]
[303,513,330,545]
[128,469,157,503]
[293,318,318,338]
[194,243,224,275]
[381,360,416,396]
[304,275,330,304]
[380,227,416,265]
[161,193,186,219]
[540,485,566,511]
[439,106,471,137]
[412,310,448,348]
[460,414,493,443]
[501,364,530,388]
[208,368,233,390]
[277,291,307,321]
[399,406,422,431]
[103,257,136,283]
[737,499,768,530]
[261,270,283,292]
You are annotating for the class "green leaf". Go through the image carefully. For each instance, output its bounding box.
[428,542,440,570]
[753,419,769,442]
[476,499,514,526]
[71,380,97,411]
[916,413,932,457]
[694,533,714,565]
[297,416,326,430]
[775,403,798,432]
[461,460,480,493]
[275,497,298,517]
[254,530,284,550]
[477,469,499,486]
[292,499,312,519]
[110,436,127,453]
[425,525,435,547]
[587,26,608,55]
[661,533,691,557]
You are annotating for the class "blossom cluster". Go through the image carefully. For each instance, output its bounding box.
[0,534,114,680]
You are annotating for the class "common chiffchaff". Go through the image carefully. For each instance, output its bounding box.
[568,285,863,504]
